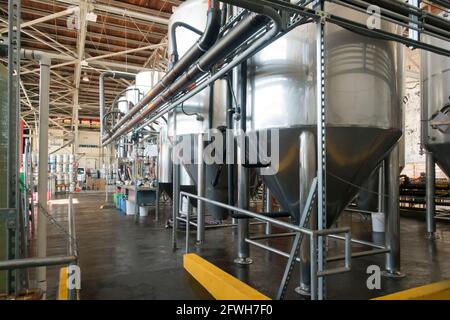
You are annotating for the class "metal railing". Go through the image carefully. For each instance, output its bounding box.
[0,195,79,300]
[176,191,352,300]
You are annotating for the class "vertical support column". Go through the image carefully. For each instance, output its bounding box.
[383,144,405,278]
[37,55,51,295]
[196,133,206,244]
[297,131,317,296]
[426,151,437,239]
[6,0,21,295]
[234,62,252,265]
[315,0,327,300]
[73,89,79,156]
[172,109,179,250]
[226,71,236,224]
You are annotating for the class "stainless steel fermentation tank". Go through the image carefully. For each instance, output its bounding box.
[422,18,450,179]
[168,0,229,219]
[131,71,182,197]
[245,3,404,226]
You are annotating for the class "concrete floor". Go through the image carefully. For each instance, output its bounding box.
[43,192,450,300]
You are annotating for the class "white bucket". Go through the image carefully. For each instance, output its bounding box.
[181,196,189,215]
[371,212,385,233]
[126,200,135,216]
[139,206,149,217]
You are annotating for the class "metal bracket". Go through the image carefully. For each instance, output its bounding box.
[430,105,450,133]
[315,10,328,24]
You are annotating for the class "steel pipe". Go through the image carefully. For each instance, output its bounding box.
[235,61,252,265]
[131,7,282,135]
[384,144,404,277]
[0,256,77,271]
[426,151,436,237]
[102,1,221,143]
[21,49,51,294]
[180,191,313,236]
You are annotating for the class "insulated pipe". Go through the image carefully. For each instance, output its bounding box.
[20,49,51,294]
[125,2,282,138]
[169,22,203,67]
[103,1,221,140]
[102,1,282,146]
[384,144,404,277]
[339,0,450,39]
[426,151,436,238]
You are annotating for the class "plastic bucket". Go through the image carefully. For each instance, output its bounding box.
[126,200,135,216]
[371,212,385,233]
[139,206,149,217]
[116,194,122,209]
[119,197,126,213]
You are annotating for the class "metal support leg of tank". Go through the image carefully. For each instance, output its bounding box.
[196,133,206,245]
[426,152,439,239]
[265,187,272,235]
[155,183,160,222]
[296,131,317,296]
[234,62,252,265]
[235,162,252,265]
[383,145,406,278]
[100,145,115,210]
[172,162,179,250]
[378,162,385,215]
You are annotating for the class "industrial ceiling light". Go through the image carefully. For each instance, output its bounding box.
[82,72,89,82]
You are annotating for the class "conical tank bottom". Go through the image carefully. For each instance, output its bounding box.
[158,182,198,207]
[183,162,229,220]
[428,144,450,179]
[259,126,401,227]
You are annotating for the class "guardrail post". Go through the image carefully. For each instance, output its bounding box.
[196,133,206,244]
[184,196,191,253]
[310,233,317,300]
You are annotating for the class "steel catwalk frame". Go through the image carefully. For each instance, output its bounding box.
[315,0,327,300]
[177,191,352,300]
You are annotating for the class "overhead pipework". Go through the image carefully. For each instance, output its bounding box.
[101,0,283,146]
